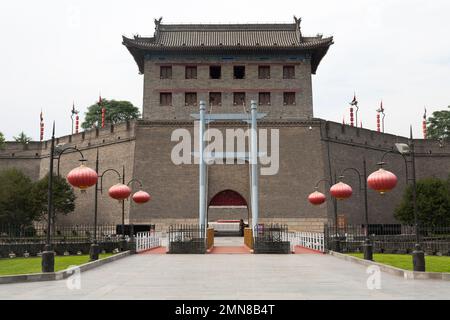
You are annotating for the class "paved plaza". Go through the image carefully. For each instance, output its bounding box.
[1,244,449,300]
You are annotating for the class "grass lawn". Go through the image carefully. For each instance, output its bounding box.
[348,253,450,273]
[0,254,114,276]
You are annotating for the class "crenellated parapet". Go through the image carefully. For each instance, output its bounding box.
[0,121,136,183]
[39,120,136,157]
[321,120,450,156]
[0,141,43,159]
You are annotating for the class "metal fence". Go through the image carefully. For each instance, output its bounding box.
[0,224,120,244]
[325,224,450,255]
[168,224,206,254]
[253,224,290,254]
[0,224,126,258]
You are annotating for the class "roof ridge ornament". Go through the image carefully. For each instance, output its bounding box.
[294,15,303,41]
[294,15,302,28]
[154,17,163,33]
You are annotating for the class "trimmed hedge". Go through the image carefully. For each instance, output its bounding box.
[0,241,122,258]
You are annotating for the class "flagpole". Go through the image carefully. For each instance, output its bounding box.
[71,107,74,135]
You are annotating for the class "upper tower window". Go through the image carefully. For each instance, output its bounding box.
[283,92,296,105]
[233,66,245,79]
[185,66,197,79]
[283,66,295,79]
[258,66,270,79]
[258,92,271,106]
[209,66,221,79]
[209,92,222,106]
[185,92,197,106]
[160,66,172,79]
[233,92,246,106]
[160,92,172,106]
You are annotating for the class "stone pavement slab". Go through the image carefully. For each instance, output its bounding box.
[0,253,449,300]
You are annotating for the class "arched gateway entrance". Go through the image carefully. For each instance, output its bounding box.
[208,190,249,224]
[208,190,250,250]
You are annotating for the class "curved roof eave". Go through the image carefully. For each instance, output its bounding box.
[122,36,333,74]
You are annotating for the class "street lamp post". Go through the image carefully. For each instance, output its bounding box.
[42,122,56,273]
[42,123,98,272]
[54,145,87,235]
[374,126,425,272]
[338,158,373,261]
[310,177,341,252]
[121,165,127,251]
[91,165,149,259]
[332,173,339,252]
[95,167,123,256]
[89,148,101,261]
[126,178,145,254]
[410,130,425,271]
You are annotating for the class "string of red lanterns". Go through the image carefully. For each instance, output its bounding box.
[101,107,106,128]
[40,110,44,141]
[40,121,44,142]
[75,114,79,134]
[308,167,398,205]
[422,108,427,139]
[376,113,381,133]
[349,106,354,127]
[67,164,151,204]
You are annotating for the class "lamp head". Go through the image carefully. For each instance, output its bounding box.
[395,143,410,154]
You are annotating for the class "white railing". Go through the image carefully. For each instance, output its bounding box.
[208,222,241,232]
[288,232,325,253]
[135,231,161,252]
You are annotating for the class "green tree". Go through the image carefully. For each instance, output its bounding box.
[13,131,32,144]
[0,132,5,150]
[394,177,450,226]
[427,106,450,141]
[81,99,140,129]
[0,168,38,226]
[31,174,76,225]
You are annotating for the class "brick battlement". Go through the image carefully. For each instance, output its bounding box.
[1,121,136,160]
[0,142,42,159]
[323,120,450,155]
[39,120,136,155]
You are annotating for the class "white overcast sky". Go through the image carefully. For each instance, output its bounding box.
[0,0,449,140]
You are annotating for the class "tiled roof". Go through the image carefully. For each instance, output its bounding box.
[123,21,333,74]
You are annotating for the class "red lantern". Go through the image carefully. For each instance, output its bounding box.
[330,182,353,200]
[67,164,98,191]
[108,183,132,200]
[132,190,151,204]
[367,168,398,195]
[308,191,326,205]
